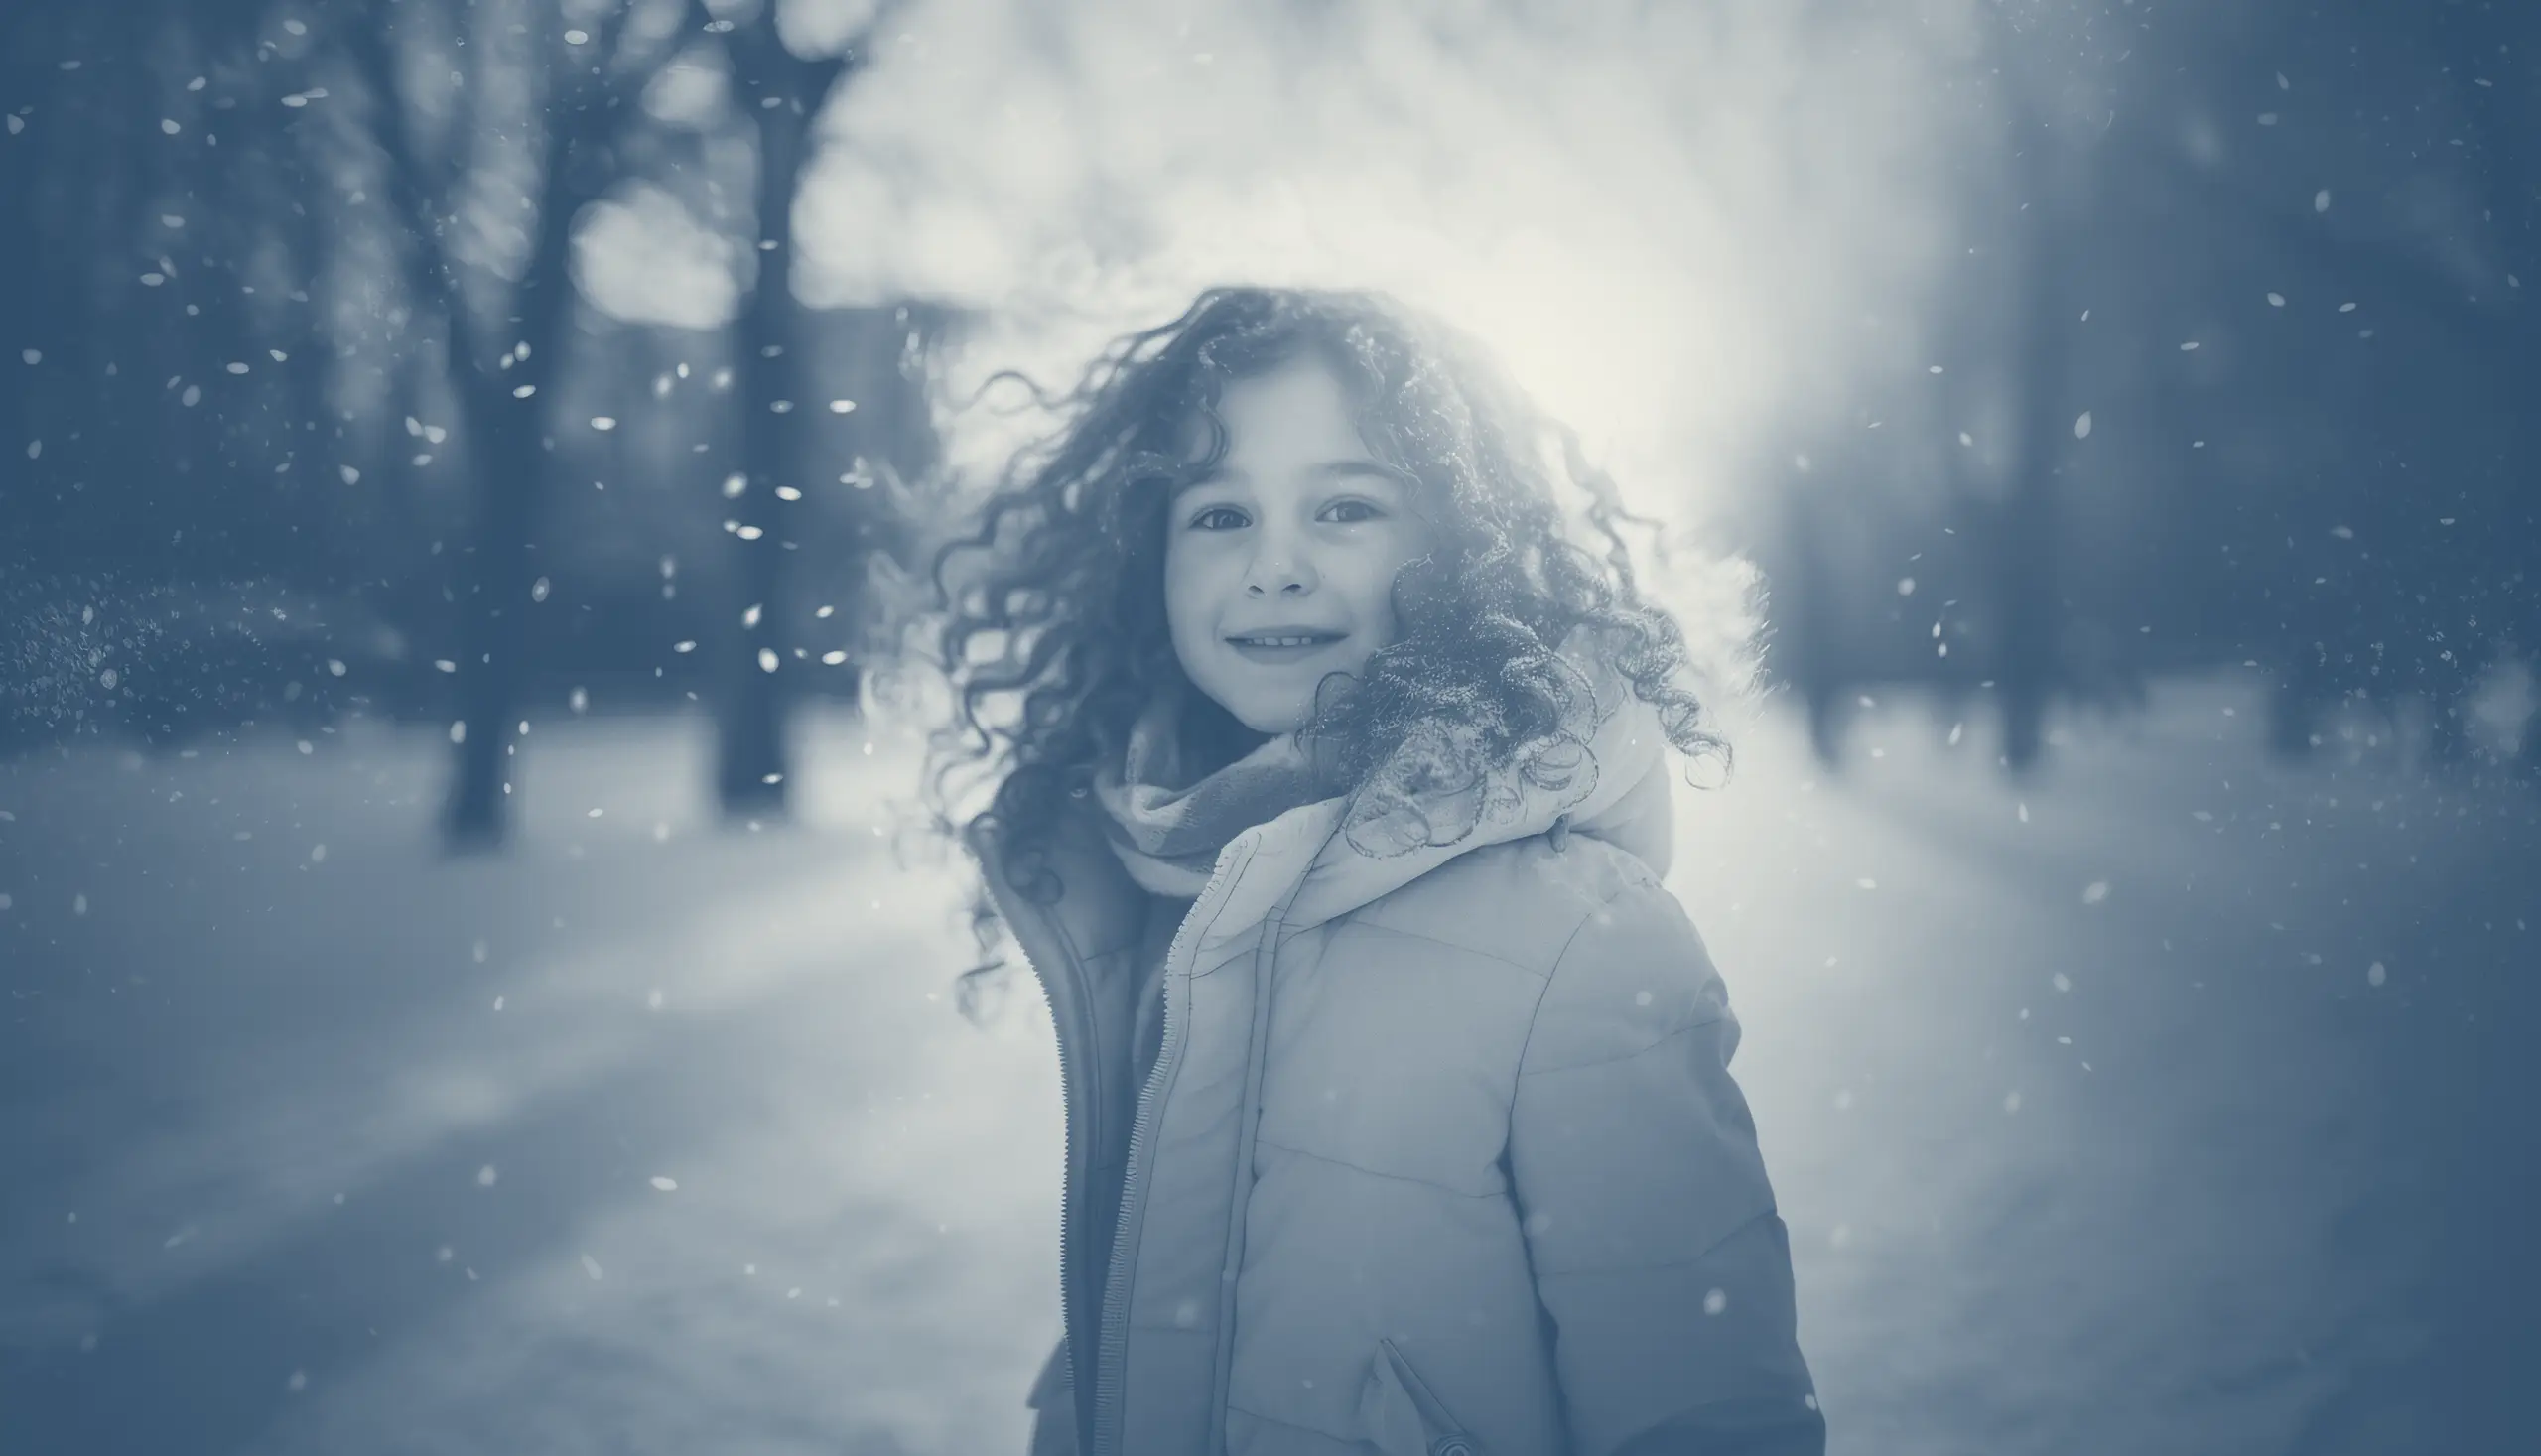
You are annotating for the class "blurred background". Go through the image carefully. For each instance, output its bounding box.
[2,0,2535,1452]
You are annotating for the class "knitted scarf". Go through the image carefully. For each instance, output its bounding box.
[1090,682,1347,897]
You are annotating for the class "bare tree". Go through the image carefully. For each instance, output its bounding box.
[711,0,897,819]
[346,0,706,847]
[1992,92,2080,775]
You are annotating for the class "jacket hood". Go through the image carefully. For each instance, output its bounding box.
[1270,630,1674,934]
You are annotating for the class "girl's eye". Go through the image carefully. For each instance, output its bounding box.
[1189,505,1250,531]
[1322,499,1382,524]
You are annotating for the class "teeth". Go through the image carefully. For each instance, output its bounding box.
[1238,635,1325,648]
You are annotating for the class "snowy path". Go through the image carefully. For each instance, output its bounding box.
[2,685,2533,1455]
[1684,685,2538,1455]
[0,712,1064,1456]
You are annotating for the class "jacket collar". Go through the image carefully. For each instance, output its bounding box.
[1270,637,1673,936]
[965,627,1677,969]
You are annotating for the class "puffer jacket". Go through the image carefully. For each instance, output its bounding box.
[964,655,1822,1456]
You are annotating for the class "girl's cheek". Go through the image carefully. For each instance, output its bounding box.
[1167,539,1231,587]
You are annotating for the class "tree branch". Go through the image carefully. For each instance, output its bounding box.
[344,0,492,381]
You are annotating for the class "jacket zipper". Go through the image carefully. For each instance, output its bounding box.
[1203,882,1299,1452]
[970,828,1100,1448]
[1088,834,1257,1456]
[1042,943,1095,1445]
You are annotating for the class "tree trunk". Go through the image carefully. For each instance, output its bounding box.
[441,159,580,847]
[1782,485,1845,767]
[1998,111,2073,774]
[716,82,810,820]
[713,22,866,819]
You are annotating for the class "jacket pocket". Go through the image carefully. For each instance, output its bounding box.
[1025,1339,1077,1456]
[1026,1402,1078,1456]
[1356,1338,1483,1456]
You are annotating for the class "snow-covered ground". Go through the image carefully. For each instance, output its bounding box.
[1,680,2532,1455]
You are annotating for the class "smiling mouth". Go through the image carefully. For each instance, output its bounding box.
[1225,632,1346,660]
[1226,632,1345,648]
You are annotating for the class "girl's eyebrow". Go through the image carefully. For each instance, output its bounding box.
[1173,459,1409,496]
[1313,459,1414,488]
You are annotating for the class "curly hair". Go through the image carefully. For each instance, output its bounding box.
[917,287,1729,1005]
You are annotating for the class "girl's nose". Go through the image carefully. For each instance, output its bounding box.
[1243,546,1317,597]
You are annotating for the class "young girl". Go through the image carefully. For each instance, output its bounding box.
[924,289,1822,1456]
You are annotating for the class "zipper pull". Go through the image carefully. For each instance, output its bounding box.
[1546,813,1571,854]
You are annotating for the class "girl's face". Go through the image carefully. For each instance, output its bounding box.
[1164,354,1437,737]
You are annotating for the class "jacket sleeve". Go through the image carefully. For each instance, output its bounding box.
[1508,877,1825,1456]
